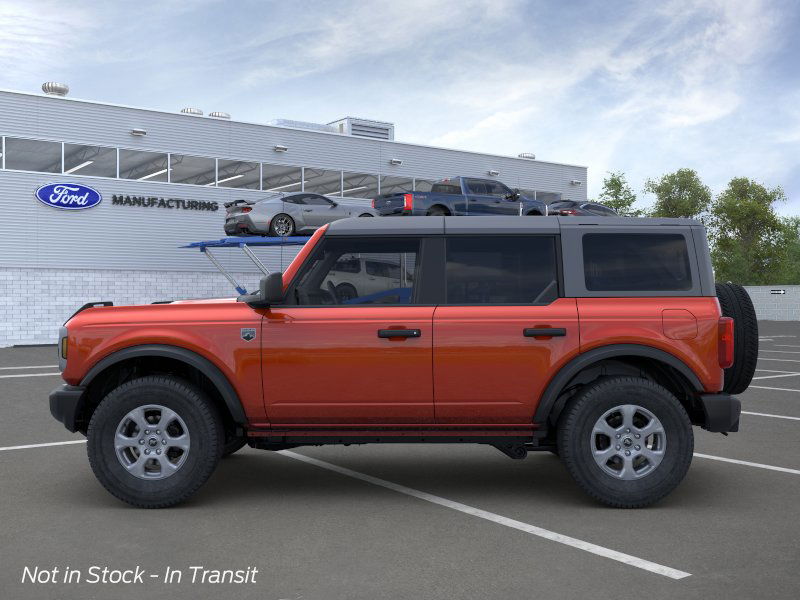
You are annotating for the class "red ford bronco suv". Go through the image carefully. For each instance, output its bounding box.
[49,216,757,508]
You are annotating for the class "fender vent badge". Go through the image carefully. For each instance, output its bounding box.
[241,328,256,342]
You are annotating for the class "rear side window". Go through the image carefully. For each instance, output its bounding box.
[445,236,559,304]
[431,182,462,194]
[583,233,692,291]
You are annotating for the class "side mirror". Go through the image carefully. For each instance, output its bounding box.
[330,201,338,208]
[237,272,283,308]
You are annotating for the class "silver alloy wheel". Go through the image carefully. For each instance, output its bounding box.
[590,404,666,480]
[114,404,191,480]
[272,215,293,236]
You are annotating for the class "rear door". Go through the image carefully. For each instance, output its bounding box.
[262,235,436,424]
[432,235,580,423]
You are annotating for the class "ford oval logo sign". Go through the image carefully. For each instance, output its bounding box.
[35,183,102,210]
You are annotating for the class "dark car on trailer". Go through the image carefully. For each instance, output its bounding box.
[372,176,547,217]
[548,199,618,216]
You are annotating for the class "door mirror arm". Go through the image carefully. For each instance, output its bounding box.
[237,272,284,308]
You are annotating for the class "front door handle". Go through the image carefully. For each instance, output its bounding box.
[523,328,566,337]
[378,329,421,339]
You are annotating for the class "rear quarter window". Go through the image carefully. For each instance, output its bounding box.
[582,233,692,291]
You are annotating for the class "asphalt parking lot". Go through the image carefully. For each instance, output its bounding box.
[1,322,799,600]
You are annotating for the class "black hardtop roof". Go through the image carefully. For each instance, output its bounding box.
[325,216,702,236]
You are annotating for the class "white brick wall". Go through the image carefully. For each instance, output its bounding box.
[743,286,800,321]
[0,268,264,347]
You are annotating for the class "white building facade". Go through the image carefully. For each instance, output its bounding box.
[0,88,587,346]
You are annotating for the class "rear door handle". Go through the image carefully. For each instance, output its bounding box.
[523,328,566,337]
[378,329,421,338]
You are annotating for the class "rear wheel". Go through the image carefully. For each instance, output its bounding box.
[87,375,223,508]
[557,377,693,508]
[716,282,758,394]
[269,214,295,237]
[426,206,448,216]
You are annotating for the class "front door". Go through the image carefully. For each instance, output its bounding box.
[464,179,519,215]
[433,235,581,423]
[301,194,347,228]
[262,235,434,424]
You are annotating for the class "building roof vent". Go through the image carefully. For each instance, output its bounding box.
[180,107,203,116]
[328,117,394,141]
[209,111,230,119]
[42,82,69,97]
[518,152,536,160]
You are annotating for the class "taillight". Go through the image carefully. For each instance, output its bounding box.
[403,193,413,211]
[559,209,579,216]
[718,317,734,368]
[241,207,252,213]
[371,198,376,209]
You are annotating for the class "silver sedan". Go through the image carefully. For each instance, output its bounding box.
[224,192,377,236]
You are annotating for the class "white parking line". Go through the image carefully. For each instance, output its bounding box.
[0,365,59,370]
[752,372,800,380]
[749,385,800,393]
[0,372,62,379]
[742,411,800,421]
[774,344,800,349]
[694,453,800,475]
[0,440,86,452]
[757,357,800,364]
[279,450,691,579]
[760,349,800,355]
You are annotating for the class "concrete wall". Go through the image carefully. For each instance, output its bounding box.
[744,286,800,321]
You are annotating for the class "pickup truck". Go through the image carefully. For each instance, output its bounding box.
[372,177,547,217]
[49,216,756,509]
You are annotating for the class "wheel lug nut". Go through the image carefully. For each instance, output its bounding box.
[625,450,631,456]
[635,445,641,450]
[144,449,150,455]
[156,449,161,455]
[162,439,167,445]
[144,430,150,435]
[138,439,144,445]
[156,430,161,435]
[615,445,621,450]
[615,434,620,439]
[635,433,641,439]
[626,428,631,433]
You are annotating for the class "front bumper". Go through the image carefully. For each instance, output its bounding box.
[49,384,86,433]
[699,393,741,432]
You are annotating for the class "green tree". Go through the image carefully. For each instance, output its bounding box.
[598,171,642,216]
[709,177,790,284]
[644,168,711,219]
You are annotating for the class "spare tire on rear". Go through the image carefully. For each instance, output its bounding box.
[715,282,758,394]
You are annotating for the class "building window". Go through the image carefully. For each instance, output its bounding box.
[304,167,342,196]
[4,137,61,173]
[170,154,216,186]
[63,144,117,177]
[414,178,436,192]
[217,159,260,189]
[119,149,169,182]
[341,171,379,198]
[379,175,413,195]
[262,163,302,192]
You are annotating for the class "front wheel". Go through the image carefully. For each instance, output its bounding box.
[557,377,693,508]
[87,375,223,508]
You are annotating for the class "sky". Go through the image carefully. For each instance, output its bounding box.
[1,0,799,213]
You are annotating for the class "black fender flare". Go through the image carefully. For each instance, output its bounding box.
[80,344,247,424]
[533,344,704,425]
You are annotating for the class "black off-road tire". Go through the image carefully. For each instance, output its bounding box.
[716,282,759,394]
[87,375,223,508]
[557,377,694,508]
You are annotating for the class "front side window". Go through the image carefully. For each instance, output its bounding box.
[293,237,419,305]
[583,233,692,291]
[465,179,489,195]
[5,138,61,173]
[303,194,334,206]
[445,236,558,304]
[485,181,513,197]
